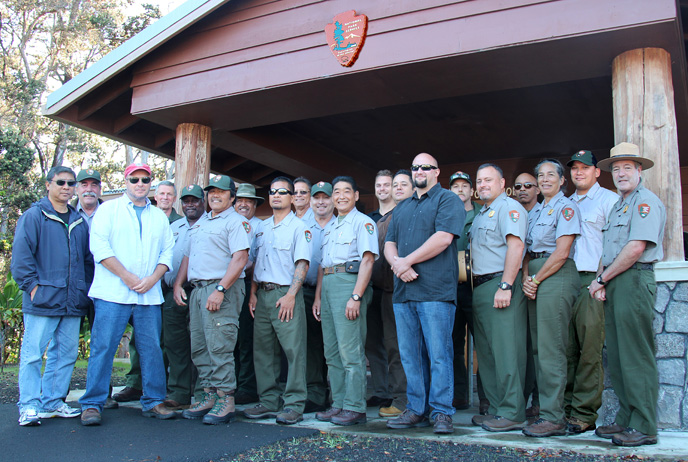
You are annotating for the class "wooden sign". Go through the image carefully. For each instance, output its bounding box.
[325,10,368,67]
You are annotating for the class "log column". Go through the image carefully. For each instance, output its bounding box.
[174,123,211,210]
[612,48,684,261]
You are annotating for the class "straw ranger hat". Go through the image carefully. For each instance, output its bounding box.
[597,142,654,171]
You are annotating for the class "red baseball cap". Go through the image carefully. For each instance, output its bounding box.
[124,162,152,178]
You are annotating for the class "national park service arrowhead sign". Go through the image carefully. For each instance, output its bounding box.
[325,10,368,67]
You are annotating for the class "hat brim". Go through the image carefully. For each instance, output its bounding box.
[180,192,204,199]
[597,156,654,172]
[236,194,265,205]
[566,159,595,167]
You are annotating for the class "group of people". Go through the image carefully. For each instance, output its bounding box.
[11,142,664,447]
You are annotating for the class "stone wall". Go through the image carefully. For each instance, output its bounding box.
[598,281,688,429]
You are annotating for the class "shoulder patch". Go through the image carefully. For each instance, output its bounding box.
[508,210,520,222]
[638,203,650,218]
[562,207,575,221]
[365,223,374,235]
[242,221,251,233]
[305,230,312,242]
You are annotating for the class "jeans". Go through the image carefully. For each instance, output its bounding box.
[18,314,81,413]
[393,301,456,418]
[79,299,166,412]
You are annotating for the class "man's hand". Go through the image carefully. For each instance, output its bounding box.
[345,298,361,320]
[206,290,224,311]
[248,292,257,318]
[397,268,419,282]
[522,277,539,300]
[391,256,413,277]
[588,280,606,301]
[122,271,141,291]
[30,286,38,301]
[173,284,187,306]
[276,293,295,322]
[132,275,157,294]
[493,288,512,309]
[312,297,321,322]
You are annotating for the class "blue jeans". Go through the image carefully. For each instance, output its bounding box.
[79,299,165,412]
[18,314,81,413]
[393,301,456,418]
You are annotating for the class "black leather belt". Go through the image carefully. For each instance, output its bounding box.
[323,264,346,275]
[473,272,503,287]
[259,282,288,292]
[529,251,552,259]
[191,279,219,289]
[604,263,653,271]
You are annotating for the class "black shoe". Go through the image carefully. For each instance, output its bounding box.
[304,400,328,413]
[366,396,393,408]
[234,391,259,405]
[113,387,143,402]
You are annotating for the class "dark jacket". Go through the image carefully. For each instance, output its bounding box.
[11,197,94,316]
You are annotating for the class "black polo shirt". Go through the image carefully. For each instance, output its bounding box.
[386,182,464,304]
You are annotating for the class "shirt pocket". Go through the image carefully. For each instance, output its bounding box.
[610,214,631,247]
[273,236,293,252]
[532,213,557,247]
[473,219,497,245]
[335,229,356,261]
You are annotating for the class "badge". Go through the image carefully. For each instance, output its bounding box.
[365,223,374,235]
[488,210,495,218]
[242,221,251,233]
[638,203,651,218]
[213,175,222,182]
[317,181,325,187]
[87,169,94,175]
[508,210,520,222]
[562,207,575,221]
[623,205,629,213]
[325,10,368,67]
[548,209,554,215]
[305,230,312,242]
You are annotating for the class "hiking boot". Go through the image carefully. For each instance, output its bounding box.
[471,414,495,426]
[276,408,303,425]
[242,403,277,420]
[522,418,567,437]
[433,413,454,434]
[18,408,40,427]
[386,409,430,429]
[482,416,526,432]
[113,386,142,402]
[566,416,596,434]
[39,402,81,419]
[142,403,178,420]
[80,408,101,426]
[203,394,235,425]
[595,422,625,439]
[379,405,403,418]
[315,406,342,422]
[611,428,658,447]
[331,410,367,426]
[182,392,217,420]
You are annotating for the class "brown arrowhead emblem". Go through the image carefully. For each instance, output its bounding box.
[325,10,368,67]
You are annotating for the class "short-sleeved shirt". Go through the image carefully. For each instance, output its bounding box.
[297,207,314,223]
[252,211,311,286]
[185,207,250,282]
[470,193,527,275]
[240,214,262,269]
[601,179,666,266]
[303,213,336,286]
[570,182,619,272]
[386,183,464,304]
[321,208,379,268]
[164,212,206,286]
[526,191,581,257]
[457,201,481,252]
[527,202,542,230]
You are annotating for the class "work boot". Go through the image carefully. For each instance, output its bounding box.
[142,403,178,420]
[202,393,235,425]
[113,386,143,402]
[433,413,454,434]
[522,418,567,437]
[379,405,403,418]
[182,391,217,420]
[331,410,367,426]
[471,414,495,426]
[595,422,625,439]
[482,416,526,432]
[566,416,596,434]
[80,408,101,426]
[276,408,303,425]
[611,428,658,447]
[315,406,342,422]
[387,409,430,429]
[242,403,277,420]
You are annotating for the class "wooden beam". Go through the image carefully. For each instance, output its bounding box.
[154,130,175,149]
[113,113,140,135]
[251,166,275,182]
[216,154,248,172]
[78,77,131,121]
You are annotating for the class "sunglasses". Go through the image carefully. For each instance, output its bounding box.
[294,190,310,196]
[514,183,535,190]
[269,188,292,196]
[128,177,152,184]
[52,179,77,187]
[411,164,438,172]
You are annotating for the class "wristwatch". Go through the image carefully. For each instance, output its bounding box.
[216,284,227,293]
[498,282,513,291]
[596,275,607,286]
[351,294,361,302]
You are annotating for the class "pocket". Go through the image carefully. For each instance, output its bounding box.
[335,230,356,261]
[32,280,67,310]
[77,280,91,308]
[474,219,497,242]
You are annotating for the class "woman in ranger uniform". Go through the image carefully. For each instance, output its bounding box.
[521,159,581,437]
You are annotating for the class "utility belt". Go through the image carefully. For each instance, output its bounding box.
[258,282,289,292]
[323,260,360,275]
[528,251,552,259]
[603,262,654,271]
[458,250,471,283]
[190,279,220,289]
[473,272,503,288]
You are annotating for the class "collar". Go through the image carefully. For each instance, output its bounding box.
[412,182,442,201]
[335,207,359,227]
[479,192,507,214]
[76,200,99,216]
[572,182,601,202]
[270,210,296,227]
[620,177,645,206]
[120,193,151,208]
[542,190,565,208]
[208,206,235,220]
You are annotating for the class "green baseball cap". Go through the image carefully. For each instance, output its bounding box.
[204,174,236,193]
[449,171,472,186]
[180,184,204,200]
[311,181,333,197]
[76,168,101,183]
[567,150,598,167]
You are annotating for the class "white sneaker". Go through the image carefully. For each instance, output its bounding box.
[38,402,81,419]
[18,409,41,426]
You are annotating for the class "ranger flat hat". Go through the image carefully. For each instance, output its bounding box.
[597,142,654,171]
[180,184,204,200]
[235,183,265,205]
[567,150,598,167]
[311,181,333,197]
[204,174,236,193]
[76,168,101,182]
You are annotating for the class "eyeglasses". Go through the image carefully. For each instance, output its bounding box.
[269,188,292,196]
[294,190,310,196]
[411,164,438,172]
[52,179,77,187]
[128,177,152,184]
[514,183,535,190]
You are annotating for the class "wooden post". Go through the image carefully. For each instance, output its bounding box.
[174,123,211,210]
[612,48,684,261]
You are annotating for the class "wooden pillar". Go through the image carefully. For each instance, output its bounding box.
[174,123,211,210]
[612,48,684,261]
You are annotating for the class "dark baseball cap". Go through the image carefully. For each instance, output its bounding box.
[204,175,236,193]
[180,184,204,200]
[76,169,101,183]
[567,150,598,167]
[311,181,333,197]
[449,171,472,186]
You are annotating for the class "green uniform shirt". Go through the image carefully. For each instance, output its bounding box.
[456,201,481,252]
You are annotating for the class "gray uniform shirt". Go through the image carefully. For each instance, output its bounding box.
[185,207,250,282]
[321,208,379,268]
[77,201,99,230]
[470,192,528,276]
[570,182,619,272]
[601,179,666,267]
[304,214,337,286]
[165,212,206,286]
[526,190,581,257]
[252,211,311,286]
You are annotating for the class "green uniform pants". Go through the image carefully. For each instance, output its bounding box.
[188,280,243,393]
[125,330,142,389]
[472,271,527,421]
[162,288,197,404]
[527,258,579,424]
[253,286,307,413]
[321,272,370,413]
[302,285,329,407]
[605,268,658,435]
[564,271,604,424]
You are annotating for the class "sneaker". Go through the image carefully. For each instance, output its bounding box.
[39,402,81,419]
[182,392,217,420]
[595,422,625,439]
[203,394,235,425]
[80,408,101,426]
[242,403,277,420]
[379,405,403,418]
[386,409,430,429]
[611,428,658,447]
[433,413,454,434]
[18,409,41,426]
[113,386,143,402]
[276,408,303,425]
[522,418,567,437]
[481,415,526,432]
[566,416,596,434]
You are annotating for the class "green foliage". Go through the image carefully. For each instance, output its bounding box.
[0,273,23,369]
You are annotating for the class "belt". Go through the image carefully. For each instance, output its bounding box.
[323,264,346,275]
[604,263,653,271]
[191,279,219,289]
[473,272,503,287]
[258,282,288,292]
[529,251,552,259]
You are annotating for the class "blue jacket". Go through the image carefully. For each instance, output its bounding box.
[11,197,94,316]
